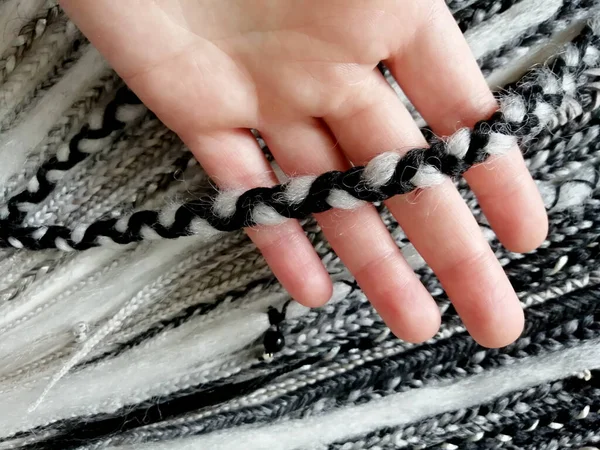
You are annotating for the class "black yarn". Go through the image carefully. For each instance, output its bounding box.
[0,99,542,249]
[0,27,598,252]
[454,0,518,32]
[2,86,142,225]
[16,285,600,449]
[328,372,600,449]
[478,0,599,75]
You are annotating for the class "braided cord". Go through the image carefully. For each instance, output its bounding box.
[1,86,144,226]
[1,23,599,252]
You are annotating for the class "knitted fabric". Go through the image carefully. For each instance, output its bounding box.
[0,1,599,449]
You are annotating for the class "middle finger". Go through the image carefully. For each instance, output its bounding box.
[262,118,441,343]
[324,73,524,348]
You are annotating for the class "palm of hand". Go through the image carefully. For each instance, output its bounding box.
[96,1,419,134]
[61,0,548,348]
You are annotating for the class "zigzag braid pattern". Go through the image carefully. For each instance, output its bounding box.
[0,73,121,205]
[0,23,598,252]
[0,86,143,226]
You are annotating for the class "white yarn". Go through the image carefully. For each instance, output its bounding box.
[0,288,297,436]
[363,152,402,189]
[446,128,471,159]
[187,218,229,241]
[484,133,517,156]
[212,190,243,219]
[115,103,147,124]
[326,189,365,210]
[252,204,288,226]
[540,182,597,213]
[466,0,563,60]
[280,176,316,205]
[0,0,44,57]
[534,101,559,128]
[410,164,447,188]
[0,47,109,185]
[121,339,600,450]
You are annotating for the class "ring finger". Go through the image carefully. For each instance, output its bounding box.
[262,118,441,343]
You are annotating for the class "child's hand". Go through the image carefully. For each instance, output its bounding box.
[60,0,548,347]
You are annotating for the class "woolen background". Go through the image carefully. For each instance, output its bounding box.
[0,0,599,448]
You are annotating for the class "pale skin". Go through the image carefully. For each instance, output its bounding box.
[59,0,549,348]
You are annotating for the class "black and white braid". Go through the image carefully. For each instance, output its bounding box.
[1,23,599,252]
[479,0,599,75]
[454,0,518,32]
[445,0,480,14]
[0,86,145,225]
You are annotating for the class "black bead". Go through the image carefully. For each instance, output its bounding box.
[263,328,285,354]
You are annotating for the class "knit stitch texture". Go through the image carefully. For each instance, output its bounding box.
[0,1,599,449]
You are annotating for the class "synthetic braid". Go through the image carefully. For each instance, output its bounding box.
[454,0,518,32]
[0,38,87,132]
[0,86,144,225]
[479,0,599,76]
[0,3,62,84]
[0,18,81,124]
[1,23,599,252]
[0,73,120,205]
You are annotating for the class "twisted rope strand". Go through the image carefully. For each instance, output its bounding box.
[0,86,144,226]
[1,23,598,252]
[0,74,121,205]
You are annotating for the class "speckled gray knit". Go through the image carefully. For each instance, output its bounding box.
[0,1,599,449]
